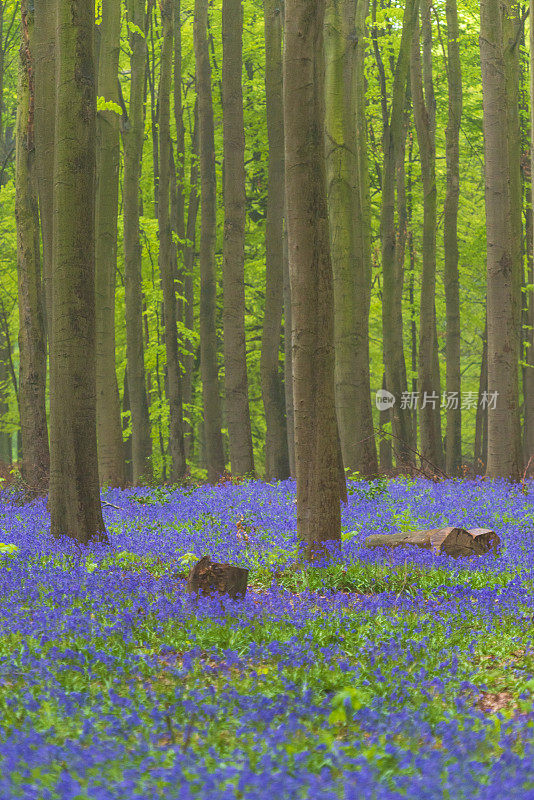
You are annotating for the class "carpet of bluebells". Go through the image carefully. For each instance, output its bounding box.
[1,477,534,799]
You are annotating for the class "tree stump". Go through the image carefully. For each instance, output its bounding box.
[364,527,500,558]
[187,556,249,599]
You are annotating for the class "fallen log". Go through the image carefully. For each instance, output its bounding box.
[364,527,500,558]
[187,556,249,600]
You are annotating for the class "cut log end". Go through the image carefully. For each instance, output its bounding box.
[187,556,249,600]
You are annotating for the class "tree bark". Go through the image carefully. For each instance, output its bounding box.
[222,0,255,477]
[159,0,186,482]
[49,0,107,544]
[411,0,444,472]
[443,0,463,476]
[33,0,56,338]
[195,0,225,482]
[261,0,289,481]
[284,0,343,558]
[95,0,125,487]
[123,0,153,484]
[324,0,377,477]
[16,0,49,495]
[283,209,296,477]
[480,0,522,480]
[525,0,534,466]
[474,319,488,474]
[376,0,418,467]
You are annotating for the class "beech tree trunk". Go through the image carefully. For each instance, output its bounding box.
[159,0,186,482]
[376,0,418,467]
[480,0,522,480]
[474,319,488,474]
[195,0,225,482]
[123,0,153,484]
[95,0,125,487]
[525,0,534,466]
[16,1,49,495]
[443,0,463,475]
[261,0,290,481]
[222,0,255,476]
[33,0,56,338]
[49,0,107,544]
[284,0,343,557]
[324,0,377,477]
[411,0,444,472]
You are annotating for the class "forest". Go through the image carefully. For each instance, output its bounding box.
[1,0,534,798]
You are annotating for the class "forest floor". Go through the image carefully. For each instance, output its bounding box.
[0,477,533,798]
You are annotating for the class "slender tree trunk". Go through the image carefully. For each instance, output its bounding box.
[261,0,289,481]
[377,0,418,467]
[324,0,377,477]
[0,334,11,464]
[122,367,133,484]
[442,0,463,475]
[123,0,153,484]
[222,0,254,476]
[379,373,393,470]
[195,0,225,482]
[95,0,125,487]
[283,209,295,477]
[411,0,443,472]
[33,0,56,338]
[480,0,522,480]
[16,1,49,495]
[158,0,186,482]
[474,320,488,474]
[49,0,107,543]
[284,0,343,558]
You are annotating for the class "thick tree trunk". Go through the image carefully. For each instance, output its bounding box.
[49,0,107,543]
[377,0,418,467]
[283,211,296,477]
[324,0,377,477]
[261,0,289,481]
[284,0,343,558]
[443,0,463,476]
[123,0,153,484]
[195,0,225,482]
[411,0,443,472]
[525,0,534,467]
[480,0,522,480]
[159,0,186,482]
[222,0,255,477]
[16,1,49,495]
[33,0,56,338]
[95,0,125,487]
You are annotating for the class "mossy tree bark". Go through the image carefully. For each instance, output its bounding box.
[16,0,49,495]
[443,0,463,475]
[49,0,107,544]
[123,0,153,484]
[261,0,289,481]
[525,0,534,467]
[159,0,186,482]
[479,0,522,480]
[195,0,225,482]
[325,0,377,477]
[411,0,444,473]
[222,0,254,477]
[284,0,343,558]
[95,0,125,487]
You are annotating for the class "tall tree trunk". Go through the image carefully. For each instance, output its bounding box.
[411,0,443,472]
[195,0,225,482]
[222,0,254,477]
[283,209,295,477]
[525,0,534,466]
[16,1,49,495]
[480,0,522,480]
[49,0,107,543]
[34,0,56,338]
[159,0,186,482]
[122,367,133,484]
[123,0,153,484]
[0,336,11,465]
[324,0,377,477]
[474,320,488,474]
[261,0,289,481]
[443,0,463,475]
[95,0,125,487]
[376,0,418,467]
[284,0,343,558]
